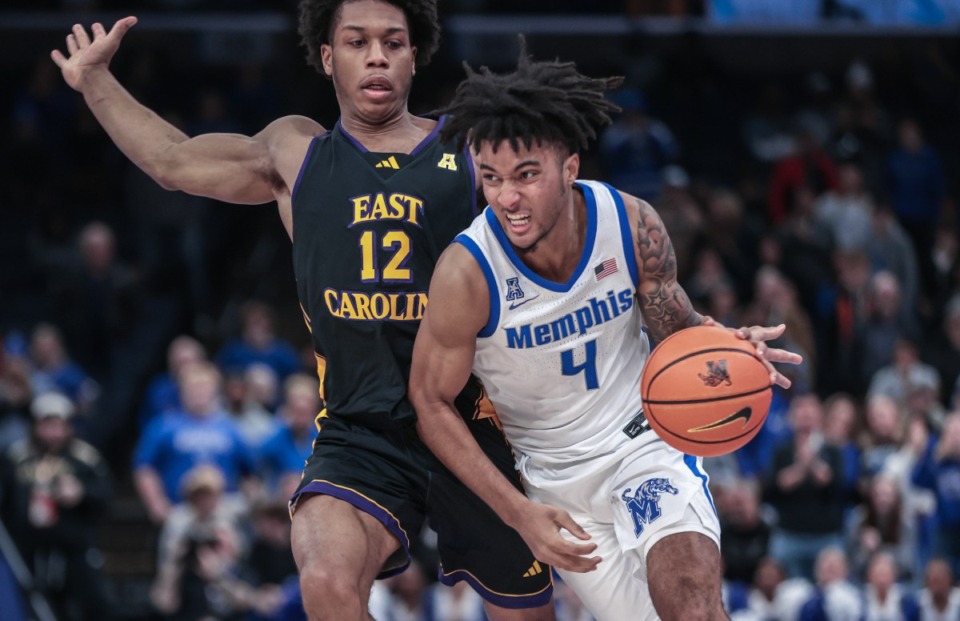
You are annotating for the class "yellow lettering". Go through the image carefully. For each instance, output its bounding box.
[371,293,389,319]
[437,153,458,171]
[406,196,423,226]
[339,293,358,319]
[369,193,389,221]
[388,193,407,220]
[353,293,372,319]
[351,195,371,226]
[324,289,342,318]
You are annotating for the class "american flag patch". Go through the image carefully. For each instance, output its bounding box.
[594,258,618,281]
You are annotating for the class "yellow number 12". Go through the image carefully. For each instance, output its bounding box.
[359,230,412,283]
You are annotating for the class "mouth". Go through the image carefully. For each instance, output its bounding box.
[360,76,393,99]
[504,212,532,232]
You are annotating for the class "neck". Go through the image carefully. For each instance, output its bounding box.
[519,185,585,282]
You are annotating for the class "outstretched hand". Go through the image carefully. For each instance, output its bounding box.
[513,500,601,573]
[50,17,137,91]
[702,317,803,389]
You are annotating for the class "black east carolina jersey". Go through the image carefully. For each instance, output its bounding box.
[292,117,480,428]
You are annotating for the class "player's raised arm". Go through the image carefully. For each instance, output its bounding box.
[409,245,600,573]
[51,18,320,206]
[623,192,703,341]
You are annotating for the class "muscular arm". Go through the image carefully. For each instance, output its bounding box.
[626,192,701,341]
[409,245,599,572]
[52,18,321,209]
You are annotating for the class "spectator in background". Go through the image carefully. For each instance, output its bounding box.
[859,394,907,482]
[704,187,762,301]
[0,350,33,452]
[927,294,960,408]
[140,335,207,430]
[823,393,862,511]
[858,273,922,392]
[151,463,248,620]
[51,221,141,382]
[861,552,919,621]
[865,205,919,317]
[917,558,960,621]
[868,339,938,408]
[831,60,892,191]
[765,393,845,580]
[768,124,838,225]
[720,480,772,587]
[847,474,919,582]
[133,361,255,524]
[598,87,679,201]
[797,547,861,621]
[813,162,874,253]
[28,323,98,413]
[215,300,301,383]
[222,364,277,446]
[911,413,960,577]
[653,164,705,285]
[888,118,945,300]
[818,250,872,396]
[734,555,814,621]
[0,392,114,621]
[258,374,319,496]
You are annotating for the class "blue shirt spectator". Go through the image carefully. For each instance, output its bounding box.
[257,374,320,494]
[911,414,960,575]
[139,335,207,430]
[215,301,301,382]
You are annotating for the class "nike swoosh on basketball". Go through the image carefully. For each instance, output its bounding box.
[687,407,752,433]
[508,295,540,310]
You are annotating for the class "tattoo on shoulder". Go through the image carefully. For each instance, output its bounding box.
[634,199,698,339]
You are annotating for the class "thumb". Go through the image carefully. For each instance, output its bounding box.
[110,16,138,39]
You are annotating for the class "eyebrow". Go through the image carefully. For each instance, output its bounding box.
[340,25,408,35]
[479,159,541,173]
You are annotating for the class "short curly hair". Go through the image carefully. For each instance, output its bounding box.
[298,0,441,75]
[437,38,623,155]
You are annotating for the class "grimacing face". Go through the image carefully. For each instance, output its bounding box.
[320,0,417,124]
[478,139,579,254]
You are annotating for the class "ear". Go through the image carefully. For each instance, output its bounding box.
[320,44,334,77]
[564,152,580,185]
[411,46,417,75]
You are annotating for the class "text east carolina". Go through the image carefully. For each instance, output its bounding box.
[324,289,428,321]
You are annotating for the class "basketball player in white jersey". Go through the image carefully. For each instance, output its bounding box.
[408,47,802,621]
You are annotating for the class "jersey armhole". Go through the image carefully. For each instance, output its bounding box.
[291,133,326,203]
[602,181,640,287]
[453,234,499,338]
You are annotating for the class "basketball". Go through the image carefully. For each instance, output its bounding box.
[641,325,772,457]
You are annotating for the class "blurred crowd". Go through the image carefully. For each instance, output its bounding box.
[2,12,960,621]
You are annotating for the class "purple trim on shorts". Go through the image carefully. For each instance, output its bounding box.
[438,567,554,609]
[410,115,446,157]
[291,480,412,576]
[291,134,325,202]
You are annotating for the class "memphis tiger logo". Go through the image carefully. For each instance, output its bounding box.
[698,360,732,387]
[621,478,679,537]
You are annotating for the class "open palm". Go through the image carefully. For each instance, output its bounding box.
[51,17,137,91]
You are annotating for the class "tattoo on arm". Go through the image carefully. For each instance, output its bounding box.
[635,199,700,340]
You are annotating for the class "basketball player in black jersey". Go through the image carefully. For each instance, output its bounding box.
[51,2,559,619]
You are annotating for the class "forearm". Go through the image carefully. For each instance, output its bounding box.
[416,403,530,528]
[80,67,189,187]
[641,284,702,342]
[134,467,171,523]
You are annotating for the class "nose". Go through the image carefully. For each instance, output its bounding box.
[497,182,521,210]
[365,41,388,68]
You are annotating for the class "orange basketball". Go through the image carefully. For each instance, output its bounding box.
[641,325,772,457]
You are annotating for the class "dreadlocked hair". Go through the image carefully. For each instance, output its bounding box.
[438,38,624,155]
[298,0,440,76]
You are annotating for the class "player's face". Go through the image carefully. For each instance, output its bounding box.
[478,140,579,253]
[321,0,417,123]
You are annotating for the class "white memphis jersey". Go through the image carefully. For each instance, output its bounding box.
[456,180,651,469]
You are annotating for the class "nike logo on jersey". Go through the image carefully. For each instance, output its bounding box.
[688,407,752,433]
[508,294,540,310]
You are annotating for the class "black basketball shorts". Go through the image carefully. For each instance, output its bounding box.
[290,416,553,608]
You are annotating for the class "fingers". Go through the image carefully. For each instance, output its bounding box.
[50,49,67,68]
[92,22,107,39]
[66,33,78,55]
[73,23,91,48]
[555,511,592,541]
[110,15,138,39]
[542,537,601,573]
